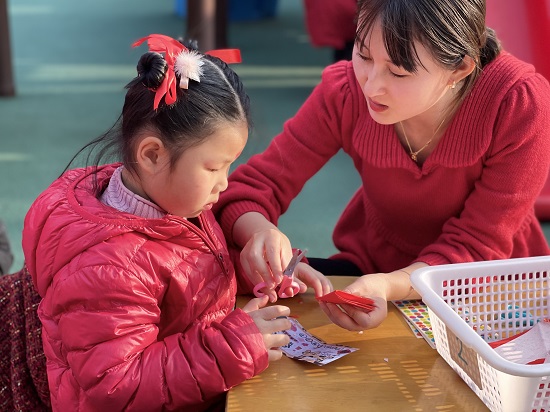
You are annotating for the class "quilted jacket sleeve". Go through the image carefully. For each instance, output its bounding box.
[44,264,267,411]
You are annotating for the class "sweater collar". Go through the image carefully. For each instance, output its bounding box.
[100,166,166,219]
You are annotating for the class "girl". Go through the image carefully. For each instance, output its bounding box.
[22,34,329,411]
[214,0,550,331]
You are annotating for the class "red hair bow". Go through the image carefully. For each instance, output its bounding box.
[132,34,242,109]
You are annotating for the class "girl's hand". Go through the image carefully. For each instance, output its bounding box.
[319,274,389,331]
[242,295,291,361]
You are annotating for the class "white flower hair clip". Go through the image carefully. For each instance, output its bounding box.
[132,34,242,109]
[174,49,204,90]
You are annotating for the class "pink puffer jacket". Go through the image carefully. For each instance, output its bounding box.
[22,164,267,412]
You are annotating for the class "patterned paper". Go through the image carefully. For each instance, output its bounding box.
[277,317,358,366]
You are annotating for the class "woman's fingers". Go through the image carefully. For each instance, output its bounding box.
[294,263,334,297]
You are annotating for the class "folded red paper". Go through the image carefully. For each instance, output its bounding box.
[316,290,376,312]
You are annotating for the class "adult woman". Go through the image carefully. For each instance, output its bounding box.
[214,0,550,331]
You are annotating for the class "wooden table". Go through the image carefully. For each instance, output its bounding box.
[226,277,488,412]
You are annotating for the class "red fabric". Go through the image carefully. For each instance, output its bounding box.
[303,0,358,49]
[214,52,550,275]
[132,34,242,109]
[535,182,550,220]
[22,164,267,412]
[206,49,242,64]
[486,1,550,221]
[0,267,51,411]
[133,35,184,108]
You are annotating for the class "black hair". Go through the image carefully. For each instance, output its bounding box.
[65,37,251,193]
[356,0,501,106]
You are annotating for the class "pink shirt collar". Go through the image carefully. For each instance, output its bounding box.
[100,166,166,219]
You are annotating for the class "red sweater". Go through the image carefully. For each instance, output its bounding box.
[303,0,357,49]
[215,52,550,274]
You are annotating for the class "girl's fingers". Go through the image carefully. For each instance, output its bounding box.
[265,330,291,348]
[267,348,284,362]
[242,295,269,312]
[259,304,291,321]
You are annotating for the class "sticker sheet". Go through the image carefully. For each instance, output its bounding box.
[392,300,436,349]
[277,317,358,366]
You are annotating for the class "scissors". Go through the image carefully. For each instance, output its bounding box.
[253,248,307,299]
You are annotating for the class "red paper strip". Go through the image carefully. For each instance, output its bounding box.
[317,290,376,312]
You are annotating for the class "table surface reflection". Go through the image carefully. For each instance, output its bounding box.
[226,276,488,412]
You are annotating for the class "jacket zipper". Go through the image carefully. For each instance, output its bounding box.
[167,215,228,275]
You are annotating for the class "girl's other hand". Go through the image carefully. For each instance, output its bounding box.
[242,295,291,361]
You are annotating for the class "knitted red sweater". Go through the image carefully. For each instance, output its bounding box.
[215,52,550,274]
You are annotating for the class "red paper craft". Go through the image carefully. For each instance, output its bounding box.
[317,291,376,312]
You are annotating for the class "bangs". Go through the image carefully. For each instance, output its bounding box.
[356,0,424,73]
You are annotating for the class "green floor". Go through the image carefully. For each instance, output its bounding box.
[1,0,549,273]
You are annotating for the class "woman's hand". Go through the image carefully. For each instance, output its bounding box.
[319,266,423,331]
[239,226,293,300]
[319,273,389,330]
[292,262,334,298]
[241,234,334,302]
[242,295,291,361]
[233,212,335,302]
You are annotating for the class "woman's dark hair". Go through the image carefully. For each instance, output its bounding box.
[66,38,251,193]
[355,0,501,107]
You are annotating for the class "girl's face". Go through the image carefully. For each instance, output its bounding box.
[352,19,454,125]
[144,121,248,218]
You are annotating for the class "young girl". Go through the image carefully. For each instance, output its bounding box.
[214,0,550,331]
[21,34,329,412]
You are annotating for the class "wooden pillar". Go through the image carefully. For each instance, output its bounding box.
[0,0,15,96]
[185,0,228,52]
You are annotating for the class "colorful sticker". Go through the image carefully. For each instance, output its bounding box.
[392,300,436,349]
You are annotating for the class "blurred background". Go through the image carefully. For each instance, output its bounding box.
[1,0,549,274]
[0,0,361,272]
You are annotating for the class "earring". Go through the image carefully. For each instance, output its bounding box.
[450,81,456,89]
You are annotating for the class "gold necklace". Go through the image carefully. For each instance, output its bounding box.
[399,117,447,162]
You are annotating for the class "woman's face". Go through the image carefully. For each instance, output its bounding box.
[352,19,454,125]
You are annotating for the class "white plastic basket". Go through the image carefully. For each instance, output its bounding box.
[410,256,550,412]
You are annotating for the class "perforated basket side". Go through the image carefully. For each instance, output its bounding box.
[411,257,550,412]
[430,310,502,411]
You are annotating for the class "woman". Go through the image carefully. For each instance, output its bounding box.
[214,0,550,331]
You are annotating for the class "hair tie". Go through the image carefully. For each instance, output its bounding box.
[132,34,242,110]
